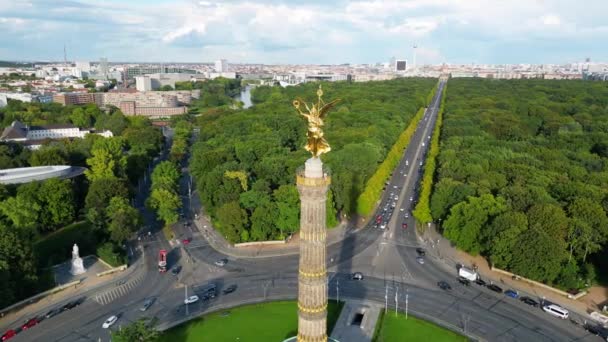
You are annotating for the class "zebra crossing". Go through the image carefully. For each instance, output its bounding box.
[94,272,145,305]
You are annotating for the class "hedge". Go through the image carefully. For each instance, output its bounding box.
[413,83,447,226]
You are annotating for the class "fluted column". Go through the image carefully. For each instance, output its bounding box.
[296,158,330,342]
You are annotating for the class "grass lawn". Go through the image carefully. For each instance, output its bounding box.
[159,300,344,342]
[373,312,467,342]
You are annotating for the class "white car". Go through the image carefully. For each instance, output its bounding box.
[184,295,199,305]
[214,259,228,267]
[380,223,386,230]
[422,142,425,147]
[399,208,404,212]
[394,196,398,201]
[404,213,409,218]
[102,315,118,329]
[409,197,413,202]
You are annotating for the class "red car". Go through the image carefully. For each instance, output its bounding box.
[375,215,382,223]
[1,330,16,341]
[22,318,38,330]
[182,237,192,245]
[402,223,408,229]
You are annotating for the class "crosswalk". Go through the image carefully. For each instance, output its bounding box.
[94,272,145,305]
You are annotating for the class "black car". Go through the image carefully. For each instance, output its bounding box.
[171,266,182,275]
[202,290,216,300]
[62,298,84,311]
[222,284,237,295]
[519,296,539,307]
[486,284,503,293]
[437,281,452,291]
[44,308,62,319]
[416,248,426,256]
[474,278,487,286]
[583,323,608,340]
[457,276,470,286]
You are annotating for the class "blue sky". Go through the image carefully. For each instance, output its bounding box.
[1,0,607,64]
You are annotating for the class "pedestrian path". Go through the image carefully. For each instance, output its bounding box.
[94,272,145,305]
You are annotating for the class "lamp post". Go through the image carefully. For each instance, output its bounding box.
[405,289,409,320]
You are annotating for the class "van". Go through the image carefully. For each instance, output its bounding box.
[543,304,569,319]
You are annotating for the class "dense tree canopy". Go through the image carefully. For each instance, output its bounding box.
[0,101,164,308]
[432,78,608,289]
[191,78,436,242]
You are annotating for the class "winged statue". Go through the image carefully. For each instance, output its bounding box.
[293,85,340,158]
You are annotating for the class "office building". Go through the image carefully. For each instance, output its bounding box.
[99,58,109,78]
[135,76,153,91]
[124,66,197,80]
[395,60,407,71]
[53,92,103,106]
[75,61,91,73]
[215,59,228,73]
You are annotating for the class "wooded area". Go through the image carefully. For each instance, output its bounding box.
[431,78,608,289]
[0,101,163,308]
[190,78,436,243]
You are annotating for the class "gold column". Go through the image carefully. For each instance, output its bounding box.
[296,173,331,342]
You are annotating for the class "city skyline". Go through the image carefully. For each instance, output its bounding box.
[1,0,607,65]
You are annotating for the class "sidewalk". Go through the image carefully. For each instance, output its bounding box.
[193,213,350,258]
[419,222,605,322]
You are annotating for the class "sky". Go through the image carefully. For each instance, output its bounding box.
[1,0,607,65]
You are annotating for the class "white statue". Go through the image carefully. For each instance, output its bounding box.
[70,243,86,275]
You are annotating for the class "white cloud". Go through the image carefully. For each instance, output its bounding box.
[0,0,607,63]
[541,14,561,26]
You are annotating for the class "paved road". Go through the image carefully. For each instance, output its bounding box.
[3,81,604,341]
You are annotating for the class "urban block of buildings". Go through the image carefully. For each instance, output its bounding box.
[51,89,200,118]
[0,120,113,150]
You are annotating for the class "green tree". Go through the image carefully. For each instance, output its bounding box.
[0,195,41,229]
[111,318,159,342]
[85,137,126,181]
[85,178,130,229]
[273,185,299,237]
[147,188,181,225]
[250,202,278,241]
[106,196,141,243]
[443,194,507,255]
[486,211,528,268]
[216,201,248,243]
[0,224,38,308]
[38,179,75,229]
[70,107,92,127]
[151,161,180,191]
[29,146,68,166]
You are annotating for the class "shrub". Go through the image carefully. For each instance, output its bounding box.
[96,242,126,267]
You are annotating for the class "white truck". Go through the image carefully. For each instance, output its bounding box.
[458,267,478,282]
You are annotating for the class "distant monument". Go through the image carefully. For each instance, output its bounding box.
[292,85,339,342]
[70,244,86,275]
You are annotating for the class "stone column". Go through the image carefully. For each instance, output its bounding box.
[296,157,330,342]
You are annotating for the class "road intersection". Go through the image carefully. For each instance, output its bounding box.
[3,81,605,341]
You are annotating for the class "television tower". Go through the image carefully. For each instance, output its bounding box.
[412,44,418,70]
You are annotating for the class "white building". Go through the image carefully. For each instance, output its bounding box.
[0,121,113,149]
[215,59,228,73]
[135,76,153,91]
[0,93,34,108]
[75,61,91,73]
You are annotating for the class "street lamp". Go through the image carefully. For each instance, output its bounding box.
[405,289,409,320]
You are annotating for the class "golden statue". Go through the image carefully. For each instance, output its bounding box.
[293,85,340,158]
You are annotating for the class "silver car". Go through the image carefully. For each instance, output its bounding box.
[215,258,228,267]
